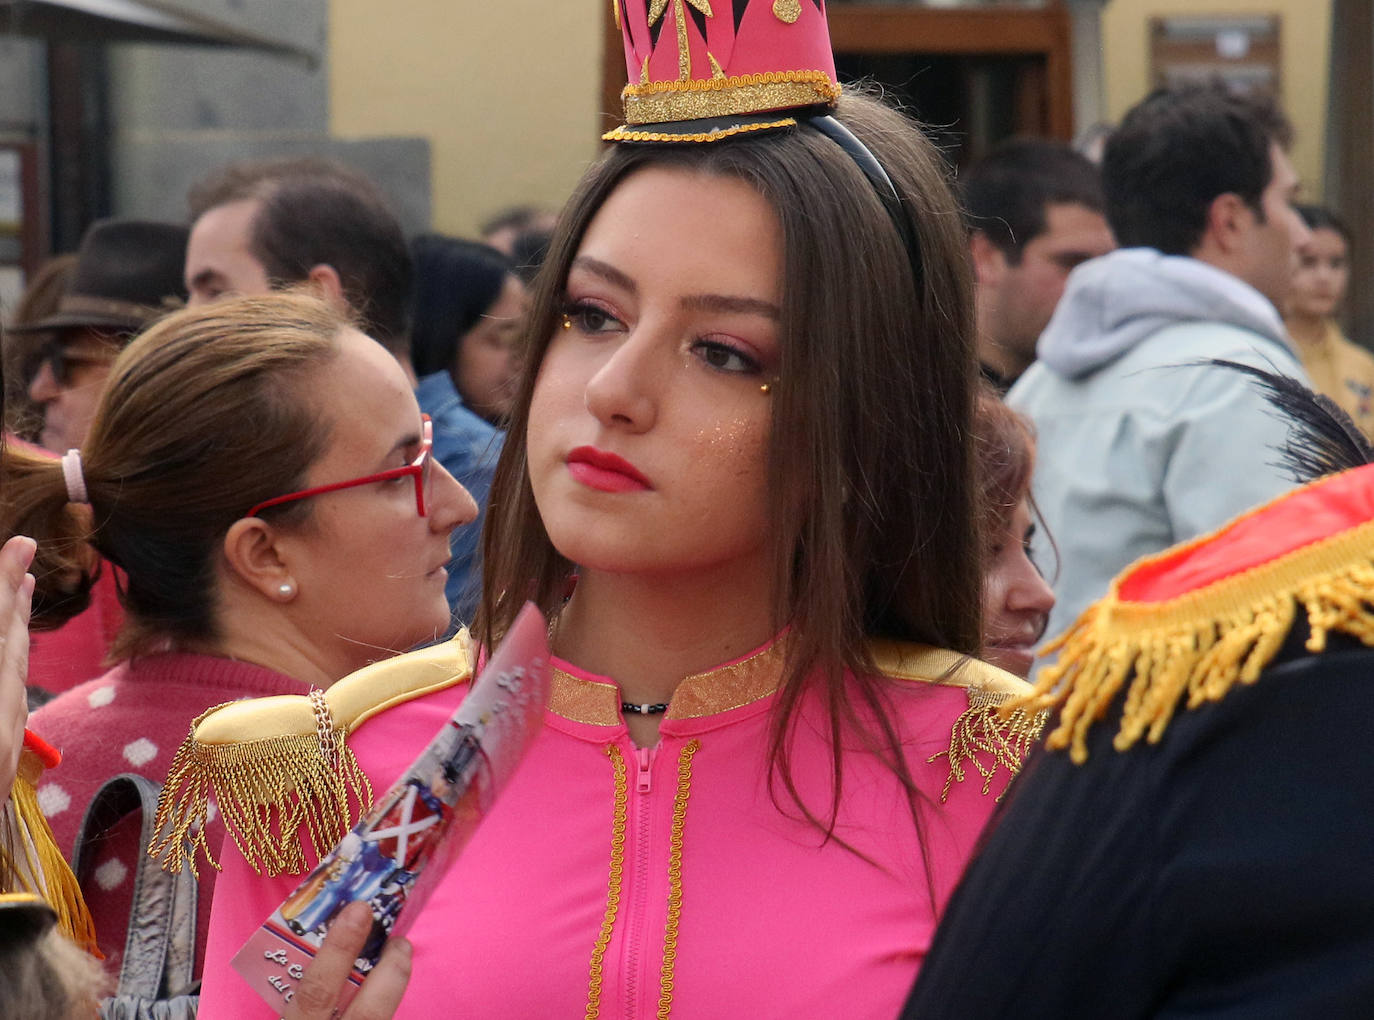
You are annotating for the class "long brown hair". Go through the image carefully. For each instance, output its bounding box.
[479,90,980,847]
[2,293,344,653]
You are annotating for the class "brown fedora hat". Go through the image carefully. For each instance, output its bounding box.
[12,219,189,334]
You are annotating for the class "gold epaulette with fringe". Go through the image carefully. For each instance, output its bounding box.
[150,631,475,879]
[870,642,1044,801]
[1014,491,1374,765]
[2,749,100,955]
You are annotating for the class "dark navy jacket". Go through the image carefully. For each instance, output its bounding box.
[904,627,1374,1019]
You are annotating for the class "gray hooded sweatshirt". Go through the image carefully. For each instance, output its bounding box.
[1008,247,1309,644]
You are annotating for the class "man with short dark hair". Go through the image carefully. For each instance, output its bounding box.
[962,139,1115,389]
[184,157,413,362]
[1008,84,1313,641]
[185,157,500,618]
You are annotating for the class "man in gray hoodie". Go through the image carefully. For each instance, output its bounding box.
[1008,84,1313,643]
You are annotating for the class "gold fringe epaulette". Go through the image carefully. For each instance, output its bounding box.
[870,642,1044,800]
[150,632,474,878]
[1015,514,1374,765]
[1,750,100,955]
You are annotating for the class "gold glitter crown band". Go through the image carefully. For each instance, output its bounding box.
[616,69,841,132]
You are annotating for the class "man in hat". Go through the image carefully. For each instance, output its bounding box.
[16,220,188,454]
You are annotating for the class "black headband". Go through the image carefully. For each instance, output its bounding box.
[806,114,925,292]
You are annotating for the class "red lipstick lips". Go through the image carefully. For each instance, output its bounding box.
[567,446,651,493]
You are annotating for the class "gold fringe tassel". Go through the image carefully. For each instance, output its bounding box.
[1,769,100,956]
[1014,555,1374,765]
[149,706,372,879]
[929,688,1044,800]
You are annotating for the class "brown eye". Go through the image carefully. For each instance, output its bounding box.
[564,301,621,334]
[693,339,760,375]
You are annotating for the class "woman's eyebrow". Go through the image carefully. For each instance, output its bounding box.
[571,255,779,319]
[681,293,781,320]
[570,255,637,295]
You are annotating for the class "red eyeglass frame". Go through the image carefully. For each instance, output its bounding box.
[246,415,434,518]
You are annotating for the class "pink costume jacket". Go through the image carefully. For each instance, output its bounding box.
[181,636,1036,1018]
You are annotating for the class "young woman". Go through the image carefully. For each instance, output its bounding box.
[12,293,474,979]
[411,235,526,429]
[409,235,521,613]
[1283,204,1374,436]
[183,85,1037,1019]
[975,390,1056,677]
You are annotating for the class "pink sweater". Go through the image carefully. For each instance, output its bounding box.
[197,639,1020,1018]
[31,652,308,976]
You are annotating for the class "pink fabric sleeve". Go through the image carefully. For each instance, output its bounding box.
[196,850,301,1018]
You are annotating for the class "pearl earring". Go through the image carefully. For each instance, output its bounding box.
[278,582,295,598]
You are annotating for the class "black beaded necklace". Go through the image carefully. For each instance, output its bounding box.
[621,701,670,716]
[550,613,672,718]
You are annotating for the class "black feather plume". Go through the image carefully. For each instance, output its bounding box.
[1211,358,1374,483]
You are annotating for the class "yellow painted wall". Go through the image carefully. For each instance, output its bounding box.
[329,0,605,236]
[1102,0,1332,198]
[328,1,1334,229]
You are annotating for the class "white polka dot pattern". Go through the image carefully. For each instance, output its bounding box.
[94,858,128,891]
[122,738,158,767]
[36,783,70,816]
[86,686,116,708]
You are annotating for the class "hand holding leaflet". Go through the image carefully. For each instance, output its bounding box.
[231,602,551,1012]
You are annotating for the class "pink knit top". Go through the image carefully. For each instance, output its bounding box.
[31,652,308,975]
[197,637,1021,1018]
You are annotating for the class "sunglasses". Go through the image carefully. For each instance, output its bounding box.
[35,336,120,387]
[246,415,435,518]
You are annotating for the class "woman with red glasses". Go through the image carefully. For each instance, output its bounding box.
[1,291,474,997]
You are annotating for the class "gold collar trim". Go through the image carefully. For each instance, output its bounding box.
[868,641,1030,697]
[549,639,786,726]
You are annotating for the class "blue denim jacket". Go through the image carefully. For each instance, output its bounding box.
[415,371,504,620]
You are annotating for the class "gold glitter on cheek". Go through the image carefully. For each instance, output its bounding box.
[696,416,755,454]
[690,414,770,490]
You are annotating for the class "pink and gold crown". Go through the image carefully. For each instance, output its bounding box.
[604,0,842,144]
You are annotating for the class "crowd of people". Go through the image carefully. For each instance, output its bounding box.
[2,0,1372,1017]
